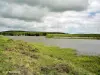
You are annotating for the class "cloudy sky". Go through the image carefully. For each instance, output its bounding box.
[0,0,100,33]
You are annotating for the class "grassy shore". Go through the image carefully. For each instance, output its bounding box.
[46,34,100,40]
[0,35,100,75]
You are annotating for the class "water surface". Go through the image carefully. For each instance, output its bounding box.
[7,36,100,55]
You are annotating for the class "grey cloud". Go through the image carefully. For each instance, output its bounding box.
[0,0,89,22]
[0,2,49,21]
[3,0,89,11]
[41,0,89,11]
[0,17,38,31]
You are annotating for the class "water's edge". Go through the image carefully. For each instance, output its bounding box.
[6,36,100,55]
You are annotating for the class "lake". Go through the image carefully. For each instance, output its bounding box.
[7,36,100,55]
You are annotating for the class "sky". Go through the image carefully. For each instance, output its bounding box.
[0,0,100,33]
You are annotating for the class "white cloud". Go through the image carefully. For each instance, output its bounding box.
[88,0,100,12]
[0,0,100,33]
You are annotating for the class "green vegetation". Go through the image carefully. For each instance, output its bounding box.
[0,35,100,75]
[46,34,100,39]
[0,31,65,36]
[1,30,100,40]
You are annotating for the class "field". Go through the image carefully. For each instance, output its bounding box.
[0,35,100,75]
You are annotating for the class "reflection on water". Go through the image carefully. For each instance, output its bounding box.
[7,36,100,55]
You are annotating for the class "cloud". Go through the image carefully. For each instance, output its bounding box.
[0,0,89,21]
[3,0,89,11]
[41,9,100,33]
[0,0,100,33]
[0,1,49,21]
[0,17,37,30]
[88,0,100,12]
[0,0,89,22]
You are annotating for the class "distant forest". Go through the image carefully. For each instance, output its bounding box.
[0,31,65,36]
[0,31,100,39]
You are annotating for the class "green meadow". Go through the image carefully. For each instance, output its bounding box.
[0,35,100,75]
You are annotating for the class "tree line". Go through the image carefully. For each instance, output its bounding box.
[0,31,65,36]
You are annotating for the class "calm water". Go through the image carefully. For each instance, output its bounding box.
[7,36,100,55]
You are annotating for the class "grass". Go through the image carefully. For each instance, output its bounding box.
[0,35,100,75]
[46,34,100,40]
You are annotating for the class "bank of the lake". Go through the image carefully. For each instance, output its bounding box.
[46,34,100,40]
[7,36,100,55]
[0,35,100,75]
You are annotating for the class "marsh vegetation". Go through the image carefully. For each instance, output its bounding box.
[46,34,100,39]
